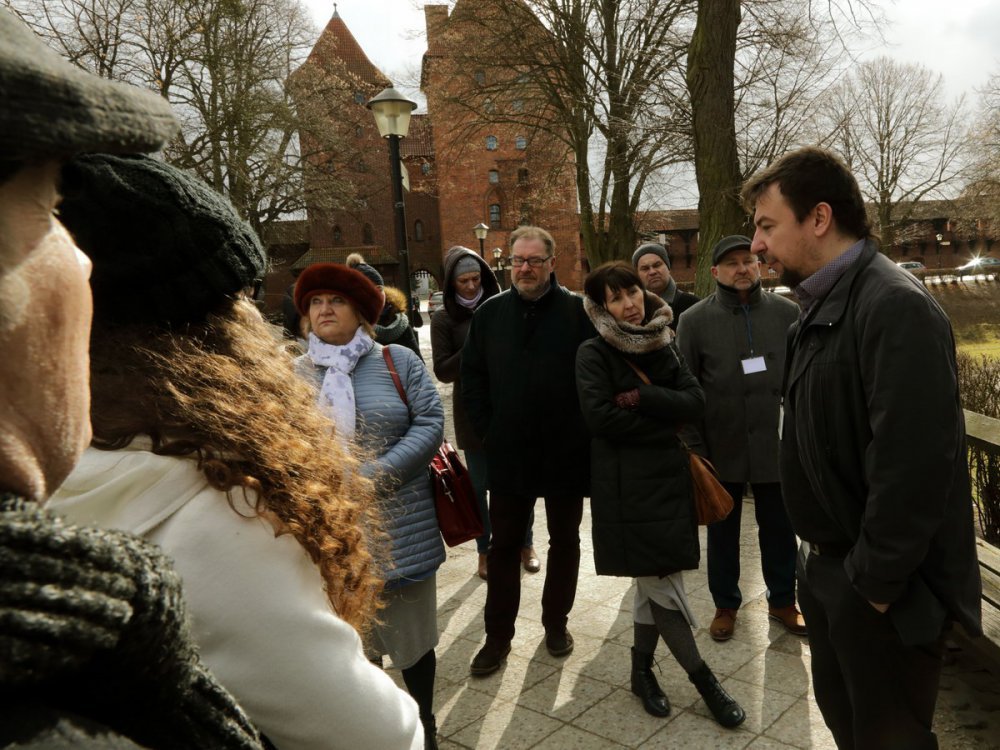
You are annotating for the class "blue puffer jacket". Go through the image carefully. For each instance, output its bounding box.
[296,343,446,584]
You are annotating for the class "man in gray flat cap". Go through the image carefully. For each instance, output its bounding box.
[0,10,264,749]
[676,234,804,644]
[631,242,699,329]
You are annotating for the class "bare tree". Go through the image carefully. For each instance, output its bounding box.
[427,0,695,266]
[963,71,1000,229]
[7,0,352,236]
[815,56,968,250]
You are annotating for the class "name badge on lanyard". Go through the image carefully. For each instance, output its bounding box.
[741,356,766,375]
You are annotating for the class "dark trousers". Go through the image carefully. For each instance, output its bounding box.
[484,491,583,642]
[798,551,943,750]
[707,481,797,609]
[465,450,533,555]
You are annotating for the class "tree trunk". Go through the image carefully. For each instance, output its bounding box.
[686,0,746,296]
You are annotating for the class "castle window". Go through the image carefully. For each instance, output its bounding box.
[489,203,501,229]
[333,225,342,244]
[512,99,524,113]
[355,125,363,138]
[488,169,499,184]
[485,135,498,151]
[414,220,424,242]
[519,203,531,225]
[517,168,529,184]
[484,98,495,114]
[421,162,431,175]
[354,90,365,104]
[474,70,485,85]
[515,135,527,150]
[362,223,374,245]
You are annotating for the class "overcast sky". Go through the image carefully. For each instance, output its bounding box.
[303,0,1000,104]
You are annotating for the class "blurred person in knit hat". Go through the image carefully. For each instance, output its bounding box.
[0,9,263,749]
[347,251,423,358]
[631,242,699,330]
[48,154,424,750]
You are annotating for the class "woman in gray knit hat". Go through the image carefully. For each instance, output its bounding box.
[48,154,425,750]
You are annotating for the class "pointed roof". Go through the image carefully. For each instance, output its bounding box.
[303,9,390,88]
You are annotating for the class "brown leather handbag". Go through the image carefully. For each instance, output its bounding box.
[623,357,734,526]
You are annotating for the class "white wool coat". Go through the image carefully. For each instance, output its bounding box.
[49,443,423,750]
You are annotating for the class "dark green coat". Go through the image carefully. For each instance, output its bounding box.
[576,337,705,577]
[461,279,595,496]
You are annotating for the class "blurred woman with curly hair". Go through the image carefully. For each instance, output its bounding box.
[48,154,425,750]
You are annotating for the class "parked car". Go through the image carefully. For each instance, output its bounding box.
[428,291,444,315]
[897,261,925,273]
[957,256,1000,277]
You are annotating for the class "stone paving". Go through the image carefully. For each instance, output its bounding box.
[393,326,1000,749]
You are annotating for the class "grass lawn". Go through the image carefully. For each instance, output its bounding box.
[927,282,1000,359]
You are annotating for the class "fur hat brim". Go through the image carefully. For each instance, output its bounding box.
[294,263,384,324]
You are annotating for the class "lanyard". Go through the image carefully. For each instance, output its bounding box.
[740,304,755,356]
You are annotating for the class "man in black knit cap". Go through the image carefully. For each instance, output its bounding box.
[0,10,262,748]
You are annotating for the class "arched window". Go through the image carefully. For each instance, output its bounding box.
[354,90,365,104]
[484,98,495,114]
[414,220,424,242]
[512,99,524,113]
[519,203,531,225]
[332,225,342,244]
[515,135,527,150]
[489,203,501,229]
[421,162,431,175]
[485,135,498,151]
[488,169,499,184]
[474,70,485,85]
[362,223,374,245]
[517,168,529,184]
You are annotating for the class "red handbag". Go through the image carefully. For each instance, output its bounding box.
[382,347,484,546]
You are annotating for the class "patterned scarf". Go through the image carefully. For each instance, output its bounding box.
[307,328,374,442]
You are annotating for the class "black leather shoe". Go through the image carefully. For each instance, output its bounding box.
[689,662,746,728]
[545,629,574,657]
[470,638,511,676]
[631,647,670,717]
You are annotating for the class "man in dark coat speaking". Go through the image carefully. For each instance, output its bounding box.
[742,146,982,750]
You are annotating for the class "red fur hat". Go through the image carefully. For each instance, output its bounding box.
[294,263,384,324]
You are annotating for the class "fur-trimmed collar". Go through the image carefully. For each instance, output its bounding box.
[583,292,674,354]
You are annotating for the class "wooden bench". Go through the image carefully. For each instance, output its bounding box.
[957,410,1000,674]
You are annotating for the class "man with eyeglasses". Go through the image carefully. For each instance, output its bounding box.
[461,225,596,676]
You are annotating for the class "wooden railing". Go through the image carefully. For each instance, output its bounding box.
[961,409,1000,672]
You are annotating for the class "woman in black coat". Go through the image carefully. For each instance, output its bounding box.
[575,262,745,729]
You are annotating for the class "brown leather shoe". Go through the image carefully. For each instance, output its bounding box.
[521,547,541,573]
[477,553,488,581]
[768,605,808,636]
[710,608,738,641]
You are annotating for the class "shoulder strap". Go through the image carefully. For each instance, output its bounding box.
[623,358,651,385]
[382,346,408,406]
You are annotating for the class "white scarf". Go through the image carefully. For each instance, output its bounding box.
[307,329,374,442]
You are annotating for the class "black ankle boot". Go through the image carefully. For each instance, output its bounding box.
[421,714,438,750]
[630,647,670,717]
[688,662,745,728]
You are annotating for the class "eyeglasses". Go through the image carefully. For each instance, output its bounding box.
[510,255,552,268]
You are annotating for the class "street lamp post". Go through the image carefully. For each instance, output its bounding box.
[473,222,489,258]
[492,246,507,290]
[367,86,417,297]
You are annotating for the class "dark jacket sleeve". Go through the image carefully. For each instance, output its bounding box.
[576,343,702,440]
[460,312,491,441]
[844,290,962,605]
[401,324,423,361]
[674,311,708,454]
[637,345,705,424]
[430,310,462,383]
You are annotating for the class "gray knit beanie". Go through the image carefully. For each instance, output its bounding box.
[346,253,384,287]
[58,154,266,327]
[632,243,670,269]
[454,256,480,277]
